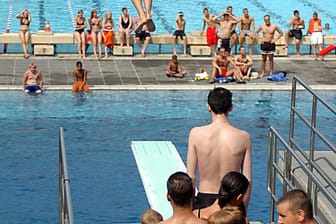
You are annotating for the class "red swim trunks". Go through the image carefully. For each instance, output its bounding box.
[206,27,218,46]
[221,68,227,77]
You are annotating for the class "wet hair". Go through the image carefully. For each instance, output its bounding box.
[167,171,193,207]
[140,209,163,224]
[207,87,232,114]
[208,206,246,224]
[293,10,299,15]
[277,189,313,219]
[218,172,249,215]
[76,61,82,67]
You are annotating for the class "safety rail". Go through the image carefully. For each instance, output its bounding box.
[267,76,336,224]
[59,127,74,224]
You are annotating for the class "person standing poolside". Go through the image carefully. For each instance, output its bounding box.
[158,172,207,224]
[284,10,305,56]
[132,0,155,32]
[276,189,316,224]
[187,87,252,213]
[209,47,240,83]
[74,9,87,58]
[235,46,253,81]
[118,7,132,47]
[307,12,323,60]
[89,9,103,59]
[255,15,283,77]
[226,6,239,52]
[134,16,151,57]
[16,9,31,59]
[238,8,255,56]
[22,63,43,94]
[173,11,187,55]
[102,11,115,58]
[166,55,186,78]
[72,61,89,92]
[201,8,218,57]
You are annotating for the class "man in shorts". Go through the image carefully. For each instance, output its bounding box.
[256,15,283,77]
[235,46,253,81]
[201,8,218,57]
[284,10,305,56]
[215,12,239,54]
[22,63,43,94]
[134,16,151,57]
[238,8,256,56]
[307,12,323,60]
[173,11,187,55]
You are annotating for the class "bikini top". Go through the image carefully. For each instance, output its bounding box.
[91,19,99,26]
[76,18,85,26]
[21,18,30,26]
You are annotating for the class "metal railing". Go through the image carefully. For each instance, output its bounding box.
[59,127,74,224]
[267,76,336,223]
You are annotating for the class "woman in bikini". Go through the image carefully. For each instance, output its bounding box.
[74,10,87,58]
[88,9,103,58]
[16,9,31,58]
[102,11,115,58]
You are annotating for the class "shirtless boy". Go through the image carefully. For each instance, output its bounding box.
[255,15,283,77]
[209,47,240,83]
[284,10,305,56]
[215,13,239,53]
[173,11,187,55]
[72,61,90,92]
[226,6,239,51]
[166,55,186,78]
[22,63,43,94]
[187,87,252,212]
[235,46,253,80]
[239,8,255,56]
[201,8,218,57]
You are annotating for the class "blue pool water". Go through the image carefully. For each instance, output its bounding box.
[0,90,335,224]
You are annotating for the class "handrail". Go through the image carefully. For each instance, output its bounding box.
[267,76,335,224]
[59,127,74,224]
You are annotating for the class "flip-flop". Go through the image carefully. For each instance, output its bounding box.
[147,19,156,32]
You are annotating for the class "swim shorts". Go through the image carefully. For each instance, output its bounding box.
[310,32,323,45]
[206,27,218,46]
[136,31,151,41]
[241,30,252,36]
[289,29,303,40]
[260,42,275,54]
[25,85,41,92]
[220,38,231,52]
[173,30,186,40]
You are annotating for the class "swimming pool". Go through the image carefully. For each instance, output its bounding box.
[0,90,335,224]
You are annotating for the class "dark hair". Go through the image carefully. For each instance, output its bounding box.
[313,11,318,17]
[293,10,299,15]
[208,87,232,114]
[243,8,248,11]
[167,172,193,207]
[218,172,249,214]
[122,7,127,11]
[227,6,232,10]
[203,8,208,12]
[277,189,313,219]
[172,55,177,60]
[239,46,245,50]
[264,14,270,19]
[76,61,82,67]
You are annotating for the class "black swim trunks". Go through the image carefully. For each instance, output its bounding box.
[260,42,275,54]
[173,30,186,40]
[192,192,218,211]
[220,38,231,52]
[289,29,303,40]
[136,31,151,41]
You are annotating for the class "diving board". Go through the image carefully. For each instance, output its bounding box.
[131,141,186,219]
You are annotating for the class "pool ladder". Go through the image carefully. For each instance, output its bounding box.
[59,127,74,224]
[267,76,336,224]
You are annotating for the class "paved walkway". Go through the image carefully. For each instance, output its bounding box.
[0,54,335,90]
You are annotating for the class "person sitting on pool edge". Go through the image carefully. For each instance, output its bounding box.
[166,55,187,78]
[72,61,90,92]
[22,63,43,94]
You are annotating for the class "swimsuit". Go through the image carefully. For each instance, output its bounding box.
[220,38,231,52]
[20,29,29,34]
[136,31,151,41]
[192,192,218,216]
[72,80,90,92]
[75,20,85,34]
[25,85,41,92]
[289,29,302,40]
[260,42,275,54]
[173,30,186,40]
[206,27,218,46]
[241,30,252,36]
[121,16,130,29]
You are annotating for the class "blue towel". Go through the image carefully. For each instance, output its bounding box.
[267,72,287,81]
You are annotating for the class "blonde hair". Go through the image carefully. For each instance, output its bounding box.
[29,63,36,68]
[208,206,246,224]
[140,209,163,224]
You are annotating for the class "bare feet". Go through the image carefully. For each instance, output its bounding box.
[141,49,146,57]
[260,73,265,78]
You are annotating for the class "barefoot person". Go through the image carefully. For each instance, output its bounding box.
[256,15,283,77]
[166,55,186,78]
[72,61,90,92]
[102,11,115,58]
[187,87,252,213]
[307,12,323,60]
[173,11,187,55]
[89,9,103,58]
[74,10,87,58]
[132,0,155,32]
[118,7,132,47]
[235,46,253,81]
[134,16,151,57]
[16,9,31,58]
[284,10,305,56]
[238,8,255,56]
[201,8,218,57]
[22,63,43,94]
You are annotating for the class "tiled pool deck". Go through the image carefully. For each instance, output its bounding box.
[0,54,335,91]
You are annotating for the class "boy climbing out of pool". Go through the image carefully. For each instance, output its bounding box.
[132,0,155,33]
[22,63,43,94]
[72,61,90,92]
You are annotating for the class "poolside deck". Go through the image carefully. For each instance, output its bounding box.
[0,54,335,90]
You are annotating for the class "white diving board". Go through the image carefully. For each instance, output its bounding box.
[131,141,186,219]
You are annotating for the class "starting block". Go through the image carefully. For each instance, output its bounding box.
[113,46,133,56]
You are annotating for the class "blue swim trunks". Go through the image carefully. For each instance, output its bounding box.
[25,85,41,92]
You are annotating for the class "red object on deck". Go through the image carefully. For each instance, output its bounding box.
[320,43,336,56]
[3,28,9,53]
